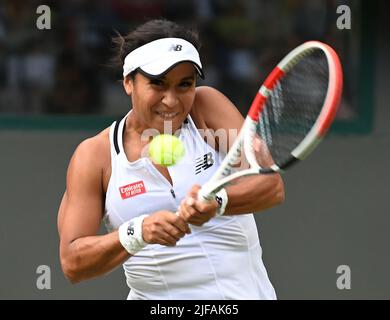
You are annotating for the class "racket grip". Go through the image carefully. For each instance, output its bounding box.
[197,186,215,202]
[177,188,228,218]
[175,188,211,218]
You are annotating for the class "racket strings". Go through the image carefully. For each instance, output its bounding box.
[256,50,329,167]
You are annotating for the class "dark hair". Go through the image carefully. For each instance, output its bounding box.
[112,19,201,79]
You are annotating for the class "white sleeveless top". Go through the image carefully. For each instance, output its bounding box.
[103,112,276,300]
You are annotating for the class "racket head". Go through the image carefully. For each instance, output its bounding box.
[244,41,343,173]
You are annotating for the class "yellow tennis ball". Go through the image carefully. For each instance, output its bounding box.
[149,134,185,167]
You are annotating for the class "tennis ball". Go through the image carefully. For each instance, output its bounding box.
[149,134,185,167]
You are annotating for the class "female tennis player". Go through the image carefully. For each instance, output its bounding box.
[57,19,284,300]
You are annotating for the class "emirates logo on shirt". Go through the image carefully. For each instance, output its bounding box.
[119,181,146,200]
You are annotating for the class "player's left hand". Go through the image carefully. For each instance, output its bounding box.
[178,184,218,226]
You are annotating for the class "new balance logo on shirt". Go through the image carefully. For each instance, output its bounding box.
[195,152,214,175]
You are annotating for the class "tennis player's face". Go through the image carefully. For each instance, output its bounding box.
[125,63,197,133]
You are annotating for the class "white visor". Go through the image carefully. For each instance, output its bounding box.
[123,38,204,79]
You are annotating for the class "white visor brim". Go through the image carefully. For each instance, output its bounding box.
[123,38,204,79]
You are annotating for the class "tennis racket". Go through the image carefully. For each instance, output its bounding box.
[198,40,343,201]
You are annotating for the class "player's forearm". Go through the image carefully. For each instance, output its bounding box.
[60,231,129,284]
[224,174,285,215]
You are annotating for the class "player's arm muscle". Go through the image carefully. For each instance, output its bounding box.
[58,138,129,283]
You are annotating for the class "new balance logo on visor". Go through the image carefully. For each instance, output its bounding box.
[171,44,182,51]
[119,181,146,200]
[195,152,214,175]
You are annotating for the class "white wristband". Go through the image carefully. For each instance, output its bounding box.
[215,188,228,217]
[118,215,148,255]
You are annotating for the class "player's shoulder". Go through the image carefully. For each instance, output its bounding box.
[70,127,110,171]
[193,86,242,129]
[194,86,236,113]
[192,86,227,126]
[195,86,228,106]
[76,127,110,155]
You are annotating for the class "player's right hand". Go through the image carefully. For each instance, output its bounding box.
[142,211,191,247]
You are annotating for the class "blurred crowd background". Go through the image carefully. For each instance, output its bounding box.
[0,0,371,124]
